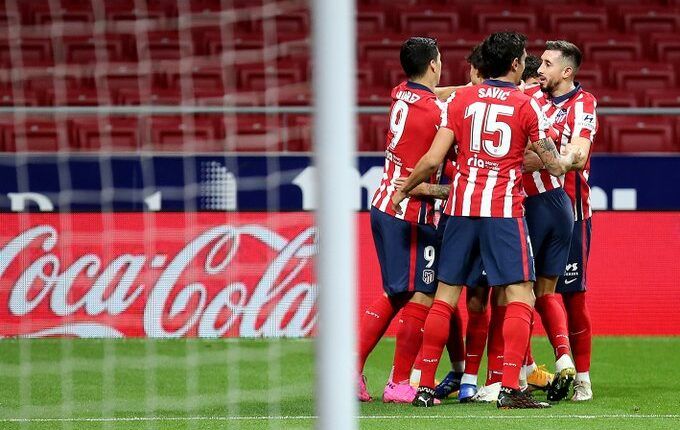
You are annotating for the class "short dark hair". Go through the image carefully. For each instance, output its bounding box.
[522,55,541,81]
[545,40,582,69]
[467,44,484,70]
[479,31,527,79]
[400,37,439,80]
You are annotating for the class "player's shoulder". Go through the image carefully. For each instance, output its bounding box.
[575,87,598,106]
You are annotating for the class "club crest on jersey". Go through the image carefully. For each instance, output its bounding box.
[554,109,568,124]
[422,269,435,285]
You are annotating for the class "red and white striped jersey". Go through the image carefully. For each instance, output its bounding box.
[442,79,551,218]
[525,84,598,220]
[371,81,448,224]
[522,85,564,196]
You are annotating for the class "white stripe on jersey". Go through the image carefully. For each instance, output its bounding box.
[435,98,449,128]
[550,175,562,189]
[449,171,462,213]
[583,170,590,180]
[462,167,478,217]
[573,101,584,137]
[396,197,410,220]
[504,169,516,217]
[372,159,390,206]
[532,171,546,193]
[529,98,547,139]
[480,170,498,217]
[379,164,401,211]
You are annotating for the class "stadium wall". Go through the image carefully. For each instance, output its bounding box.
[0,211,678,338]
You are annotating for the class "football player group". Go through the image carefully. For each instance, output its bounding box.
[359,31,597,409]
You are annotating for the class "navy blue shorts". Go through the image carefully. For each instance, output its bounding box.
[436,214,488,288]
[525,188,575,277]
[438,216,535,287]
[557,218,592,293]
[370,207,439,296]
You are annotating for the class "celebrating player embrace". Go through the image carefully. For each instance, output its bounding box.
[392,31,581,409]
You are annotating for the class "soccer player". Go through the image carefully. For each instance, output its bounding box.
[392,31,581,409]
[536,40,598,402]
[357,37,450,404]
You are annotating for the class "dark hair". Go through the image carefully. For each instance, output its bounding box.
[467,44,484,70]
[479,31,527,79]
[545,40,582,69]
[400,37,439,80]
[522,55,541,81]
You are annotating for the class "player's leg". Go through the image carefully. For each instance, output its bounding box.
[526,189,575,398]
[481,217,548,409]
[557,218,593,401]
[432,308,465,399]
[456,285,490,402]
[473,287,505,402]
[413,216,478,407]
[357,208,414,401]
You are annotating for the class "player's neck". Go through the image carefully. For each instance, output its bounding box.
[410,77,436,92]
[551,81,576,98]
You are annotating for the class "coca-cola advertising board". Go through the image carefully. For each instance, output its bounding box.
[0,211,679,338]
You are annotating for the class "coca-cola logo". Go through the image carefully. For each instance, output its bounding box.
[0,214,318,338]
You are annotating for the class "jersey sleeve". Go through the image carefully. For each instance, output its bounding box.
[440,92,457,131]
[572,96,598,142]
[522,97,552,142]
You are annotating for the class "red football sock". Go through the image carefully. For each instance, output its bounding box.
[447,308,466,367]
[501,302,534,390]
[464,309,489,377]
[562,291,592,373]
[485,304,506,385]
[524,312,535,366]
[358,295,399,373]
[535,293,571,359]
[418,300,455,388]
[392,302,430,383]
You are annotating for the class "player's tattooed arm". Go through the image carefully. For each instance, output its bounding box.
[395,177,451,199]
[530,137,580,177]
[392,128,455,213]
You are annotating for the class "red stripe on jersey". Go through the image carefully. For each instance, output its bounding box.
[408,224,418,292]
[517,218,530,281]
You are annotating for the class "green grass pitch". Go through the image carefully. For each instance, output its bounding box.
[0,337,678,429]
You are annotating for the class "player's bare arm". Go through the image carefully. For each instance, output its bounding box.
[434,85,468,101]
[530,137,579,176]
[564,136,592,170]
[391,128,455,213]
[400,181,451,199]
[522,147,544,173]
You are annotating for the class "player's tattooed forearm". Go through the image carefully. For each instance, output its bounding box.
[536,138,560,158]
[428,184,450,199]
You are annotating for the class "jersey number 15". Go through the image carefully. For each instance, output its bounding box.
[464,102,514,158]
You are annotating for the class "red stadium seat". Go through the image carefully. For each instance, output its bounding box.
[357,9,389,33]
[582,35,643,65]
[618,6,680,33]
[236,61,306,92]
[612,62,676,94]
[283,114,312,152]
[0,38,53,66]
[605,117,676,152]
[643,89,680,107]
[474,6,538,33]
[146,116,224,151]
[358,114,387,152]
[41,87,102,106]
[574,64,605,89]
[593,89,639,107]
[0,119,64,152]
[62,35,132,64]
[139,32,193,61]
[250,11,310,34]
[398,8,459,34]
[439,35,481,64]
[546,7,609,37]
[224,116,284,152]
[358,86,391,106]
[359,36,402,62]
[648,33,680,63]
[0,88,41,106]
[70,117,140,150]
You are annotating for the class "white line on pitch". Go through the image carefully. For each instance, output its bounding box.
[1,414,679,423]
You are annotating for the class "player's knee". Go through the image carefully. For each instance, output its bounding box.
[466,295,487,313]
[410,291,434,307]
[534,276,558,297]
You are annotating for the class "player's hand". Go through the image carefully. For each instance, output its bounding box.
[522,149,543,173]
[564,143,583,165]
[391,189,407,214]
